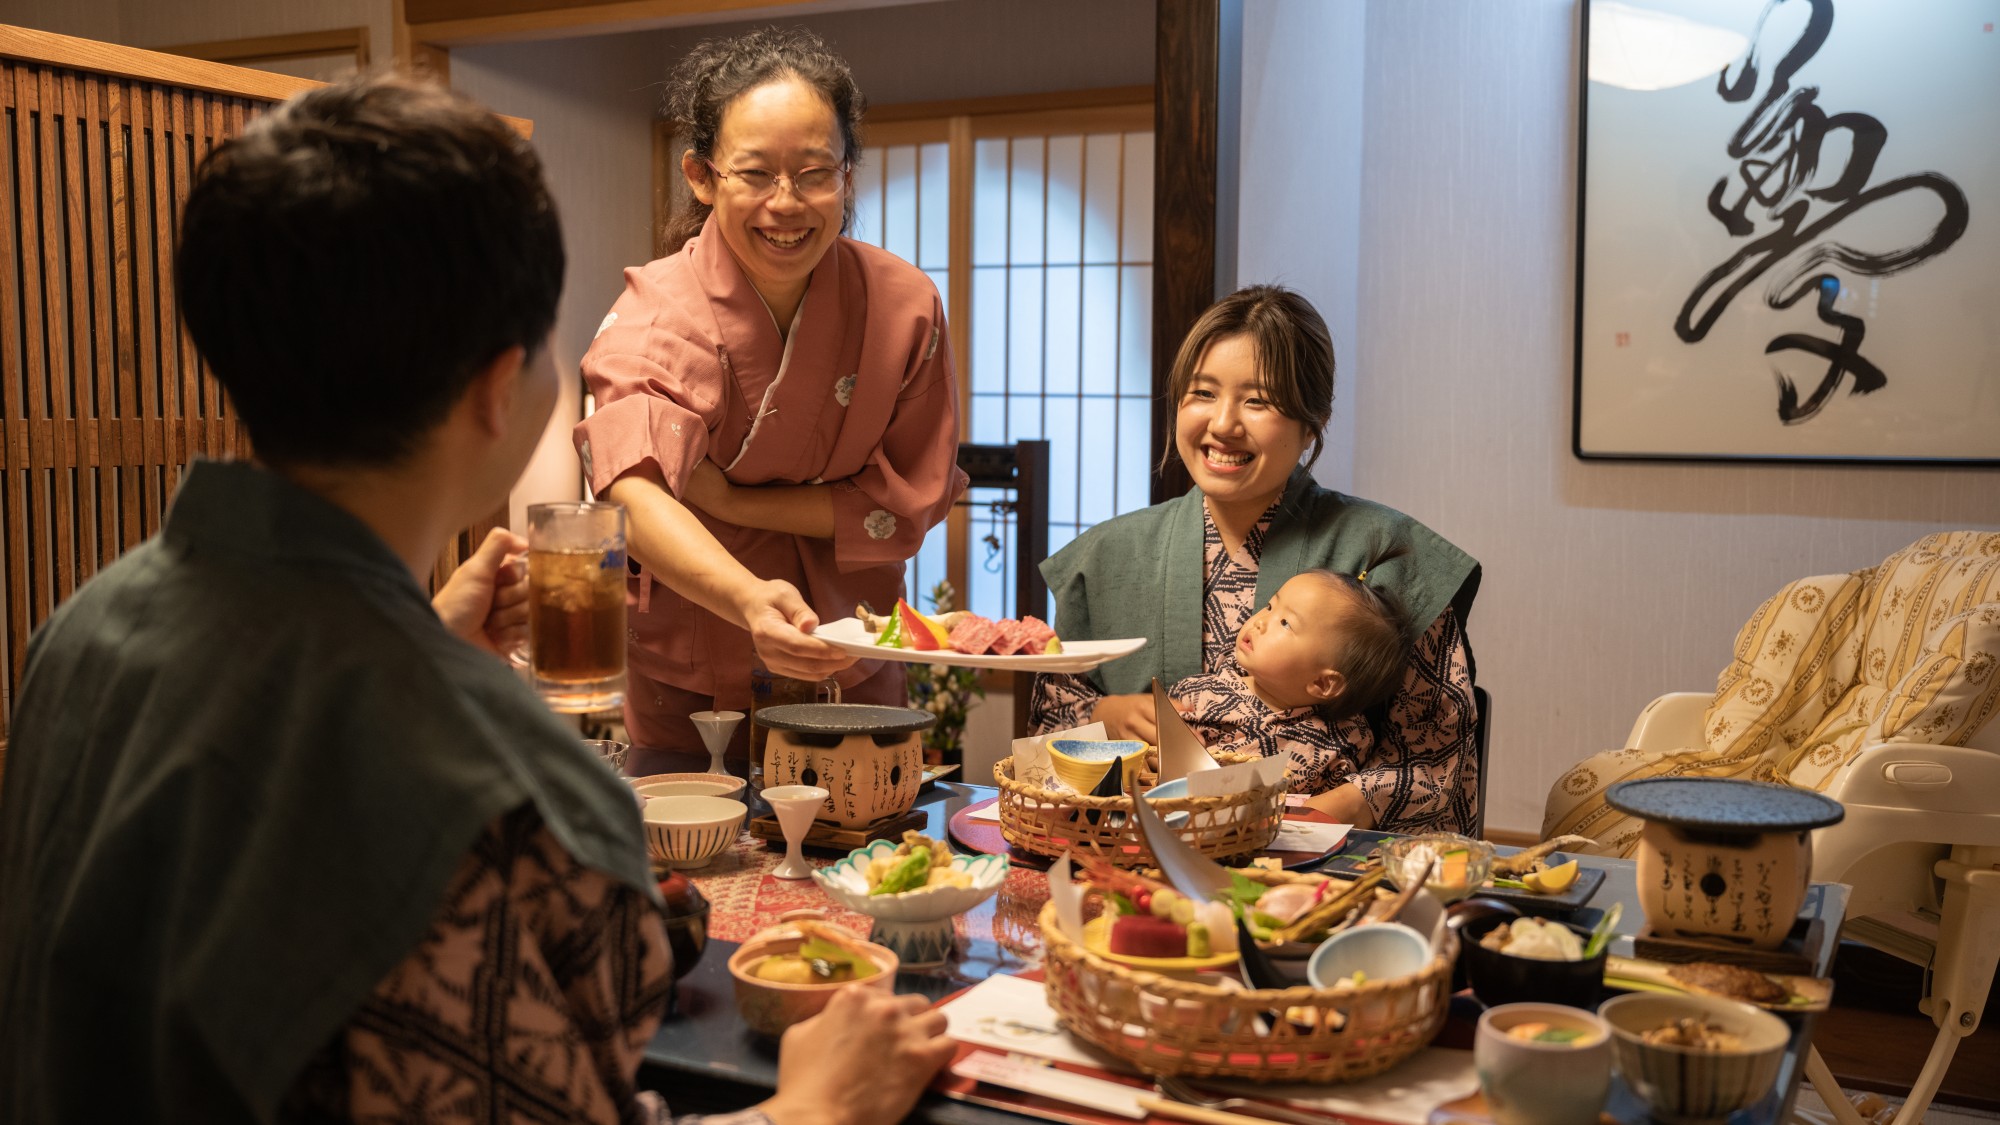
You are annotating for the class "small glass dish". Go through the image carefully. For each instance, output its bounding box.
[1377,833,1496,904]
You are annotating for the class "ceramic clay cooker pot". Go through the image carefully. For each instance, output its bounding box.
[755,704,935,828]
[1605,777,1843,950]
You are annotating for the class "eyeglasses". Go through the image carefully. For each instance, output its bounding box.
[702,160,848,202]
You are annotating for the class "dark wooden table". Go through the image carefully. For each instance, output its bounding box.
[641,782,1850,1124]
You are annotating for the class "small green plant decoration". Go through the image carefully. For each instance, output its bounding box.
[907,579,984,766]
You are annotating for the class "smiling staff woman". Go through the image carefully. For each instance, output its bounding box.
[576,29,966,775]
[1032,287,1482,834]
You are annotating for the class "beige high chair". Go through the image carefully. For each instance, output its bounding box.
[1625,692,2000,1124]
[1566,531,2000,1124]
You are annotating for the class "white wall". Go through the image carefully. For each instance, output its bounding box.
[1240,0,2000,835]
[1239,0,1365,494]
[449,35,666,527]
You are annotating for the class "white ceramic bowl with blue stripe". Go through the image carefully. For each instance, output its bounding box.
[643,795,747,869]
[813,841,1009,966]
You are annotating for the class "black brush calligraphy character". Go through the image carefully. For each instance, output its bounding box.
[1709,0,1836,237]
[1679,172,1968,346]
[1766,275,1887,423]
[1677,0,1972,423]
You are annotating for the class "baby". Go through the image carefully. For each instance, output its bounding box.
[1170,569,1407,795]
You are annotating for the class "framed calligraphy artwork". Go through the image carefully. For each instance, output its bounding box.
[1574,0,1997,463]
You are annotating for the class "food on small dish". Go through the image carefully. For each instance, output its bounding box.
[1666,961,1790,1006]
[1491,835,1596,877]
[812,840,1008,968]
[1109,914,1193,958]
[1481,916,1586,961]
[1250,881,1322,926]
[863,831,973,896]
[858,603,1062,656]
[1640,1016,1746,1051]
[1598,992,1789,1123]
[1504,1020,1602,1045]
[1476,1004,1614,1125]
[1269,869,1387,945]
[1378,833,1495,902]
[1602,954,1829,1010]
[1463,914,1607,1009]
[1519,859,1580,895]
[727,918,898,1037]
[1076,857,1238,961]
[751,933,880,984]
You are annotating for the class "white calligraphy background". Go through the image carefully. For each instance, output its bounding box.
[1578,0,2000,459]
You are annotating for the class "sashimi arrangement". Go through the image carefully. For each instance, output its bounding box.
[856,601,1062,657]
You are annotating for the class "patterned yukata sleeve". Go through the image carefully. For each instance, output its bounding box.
[830,296,968,571]
[1271,710,1360,797]
[1029,672,1103,735]
[1350,610,1478,834]
[279,806,742,1125]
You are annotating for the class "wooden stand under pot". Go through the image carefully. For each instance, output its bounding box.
[754,704,936,831]
[1606,777,1845,951]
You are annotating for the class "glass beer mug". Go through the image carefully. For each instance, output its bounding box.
[526,501,627,714]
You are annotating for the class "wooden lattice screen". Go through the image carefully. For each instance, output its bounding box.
[0,27,523,753]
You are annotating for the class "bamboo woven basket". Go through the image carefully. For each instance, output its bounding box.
[1039,899,1455,1082]
[992,754,1286,868]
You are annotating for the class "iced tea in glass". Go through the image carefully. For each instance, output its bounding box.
[527,501,626,713]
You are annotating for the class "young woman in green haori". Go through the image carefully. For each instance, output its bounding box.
[1030,286,1483,833]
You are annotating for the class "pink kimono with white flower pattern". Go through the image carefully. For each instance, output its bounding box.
[574,216,966,715]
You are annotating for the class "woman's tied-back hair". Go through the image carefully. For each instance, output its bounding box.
[1297,557,1408,721]
[174,73,564,468]
[1166,284,1335,470]
[662,26,866,253]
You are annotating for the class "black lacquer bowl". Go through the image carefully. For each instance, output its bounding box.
[1459,911,1606,1009]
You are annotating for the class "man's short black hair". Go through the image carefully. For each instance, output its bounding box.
[175,73,564,467]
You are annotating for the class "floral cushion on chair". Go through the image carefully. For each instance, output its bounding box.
[1781,532,2000,792]
[1701,570,1869,781]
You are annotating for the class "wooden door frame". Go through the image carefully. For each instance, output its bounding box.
[1151,0,1240,503]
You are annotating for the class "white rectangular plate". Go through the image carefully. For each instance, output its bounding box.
[814,616,1145,674]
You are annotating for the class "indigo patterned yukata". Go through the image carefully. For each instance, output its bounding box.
[1032,496,1479,834]
[0,462,740,1124]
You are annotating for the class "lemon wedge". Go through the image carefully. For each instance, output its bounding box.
[1522,860,1579,895]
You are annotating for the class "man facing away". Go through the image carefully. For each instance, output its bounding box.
[0,73,950,1125]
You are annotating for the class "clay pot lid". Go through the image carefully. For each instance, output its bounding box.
[1605,777,1844,833]
[754,703,936,735]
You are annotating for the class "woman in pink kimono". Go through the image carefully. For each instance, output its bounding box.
[575,29,965,775]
